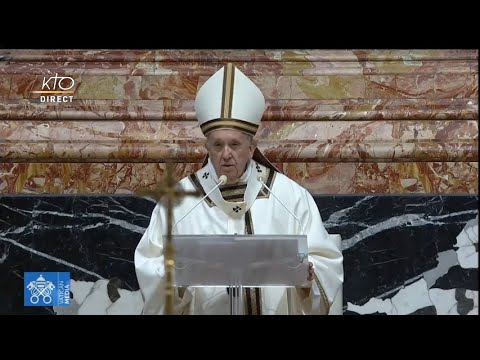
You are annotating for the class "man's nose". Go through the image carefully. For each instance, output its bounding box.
[221,146,233,158]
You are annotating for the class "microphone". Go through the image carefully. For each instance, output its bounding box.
[173,175,228,230]
[257,175,306,235]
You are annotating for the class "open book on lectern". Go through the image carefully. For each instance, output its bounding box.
[168,234,309,288]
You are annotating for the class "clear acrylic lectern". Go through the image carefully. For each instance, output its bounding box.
[170,234,309,315]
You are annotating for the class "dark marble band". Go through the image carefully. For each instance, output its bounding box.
[0,194,477,315]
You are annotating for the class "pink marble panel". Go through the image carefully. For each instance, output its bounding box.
[366,74,477,99]
[2,119,476,141]
[139,75,199,100]
[291,75,367,100]
[0,75,10,98]
[291,74,477,100]
[2,49,476,62]
[0,162,476,195]
[1,140,476,163]
[1,59,476,77]
[0,163,202,194]
[74,75,142,100]
[1,120,476,163]
[282,162,478,194]
[0,49,477,196]
[0,99,476,120]
[358,60,476,76]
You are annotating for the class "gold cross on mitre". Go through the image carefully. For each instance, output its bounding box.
[137,162,200,315]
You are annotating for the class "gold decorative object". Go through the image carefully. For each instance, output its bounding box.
[137,162,200,314]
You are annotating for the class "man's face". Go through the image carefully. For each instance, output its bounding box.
[205,129,256,184]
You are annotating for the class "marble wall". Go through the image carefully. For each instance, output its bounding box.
[0,49,477,194]
[0,49,478,315]
[0,195,477,315]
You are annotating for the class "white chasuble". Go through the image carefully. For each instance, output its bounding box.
[134,159,344,315]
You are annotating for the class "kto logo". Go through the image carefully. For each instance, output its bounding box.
[32,73,75,103]
[24,272,71,307]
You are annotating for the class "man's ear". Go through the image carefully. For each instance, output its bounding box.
[203,137,209,151]
[249,138,258,156]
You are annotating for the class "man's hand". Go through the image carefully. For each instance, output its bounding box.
[307,261,314,281]
[296,262,315,299]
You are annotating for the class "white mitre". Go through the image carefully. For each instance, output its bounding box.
[195,63,265,137]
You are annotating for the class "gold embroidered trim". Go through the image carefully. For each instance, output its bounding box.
[188,174,214,207]
[256,167,275,199]
[188,163,276,208]
[245,210,254,235]
[201,118,258,136]
[314,273,331,315]
[244,208,261,315]
[245,287,262,315]
[221,63,235,119]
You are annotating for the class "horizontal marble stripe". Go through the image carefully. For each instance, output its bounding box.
[2,74,477,101]
[0,49,477,62]
[1,120,476,142]
[0,59,477,76]
[0,162,477,194]
[0,140,476,163]
[0,99,476,120]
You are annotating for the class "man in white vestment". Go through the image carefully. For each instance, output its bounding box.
[134,63,344,315]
